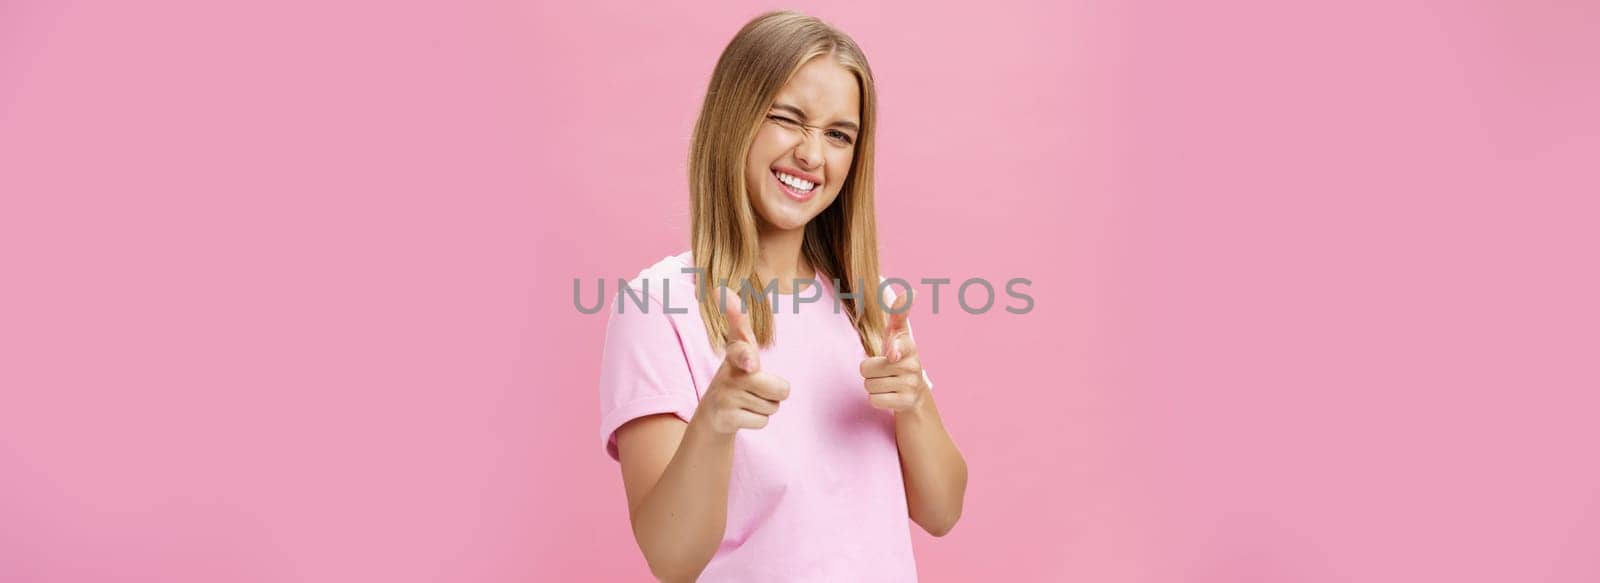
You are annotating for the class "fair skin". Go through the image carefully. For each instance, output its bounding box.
[614,55,968,582]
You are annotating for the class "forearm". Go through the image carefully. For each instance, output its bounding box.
[630,419,735,582]
[894,391,968,536]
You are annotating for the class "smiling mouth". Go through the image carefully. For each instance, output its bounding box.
[772,169,819,200]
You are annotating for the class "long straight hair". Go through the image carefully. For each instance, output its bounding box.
[688,10,887,356]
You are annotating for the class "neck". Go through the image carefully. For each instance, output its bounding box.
[755,222,814,294]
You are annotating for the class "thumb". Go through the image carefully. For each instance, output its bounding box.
[720,287,759,372]
[881,290,911,362]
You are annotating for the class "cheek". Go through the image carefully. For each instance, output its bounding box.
[828,151,855,188]
[748,127,794,164]
[745,137,776,187]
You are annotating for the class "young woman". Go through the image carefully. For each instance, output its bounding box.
[597,11,967,582]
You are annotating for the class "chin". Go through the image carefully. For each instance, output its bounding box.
[755,193,823,230]
[760,209,814,231]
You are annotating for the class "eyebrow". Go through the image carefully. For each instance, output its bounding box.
[771,103,860,133]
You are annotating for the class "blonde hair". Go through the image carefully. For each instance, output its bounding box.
[688,10,887,356]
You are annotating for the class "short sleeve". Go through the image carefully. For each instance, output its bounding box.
[597,302,701,461]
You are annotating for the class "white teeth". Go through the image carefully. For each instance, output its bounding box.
[775,171,816,192]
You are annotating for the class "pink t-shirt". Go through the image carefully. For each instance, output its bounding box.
[597,251,921,582]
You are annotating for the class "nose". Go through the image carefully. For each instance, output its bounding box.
[794,130,823,170]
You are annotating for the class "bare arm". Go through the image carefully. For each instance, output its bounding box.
[862,293,968,536]
[616,414,735,582]
[894,388,967,536]
[613,292,789,582]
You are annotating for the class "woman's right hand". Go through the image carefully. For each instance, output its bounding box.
[694,289,790,435]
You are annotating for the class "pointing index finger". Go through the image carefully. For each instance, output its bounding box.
[881,290,911,362]
[721,287,759,372]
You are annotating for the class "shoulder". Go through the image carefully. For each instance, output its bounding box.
[599,251,717,383]
[614,250,697,310]
[639,250,694,280]
[603,250,710,345]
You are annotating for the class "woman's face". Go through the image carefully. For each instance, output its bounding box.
[743,56,861,232]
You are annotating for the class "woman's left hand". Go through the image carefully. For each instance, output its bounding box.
[859,294,928,412]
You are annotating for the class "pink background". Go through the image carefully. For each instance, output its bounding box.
[3,0,1597,581]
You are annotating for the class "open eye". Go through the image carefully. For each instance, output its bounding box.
[826,130,855,146]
